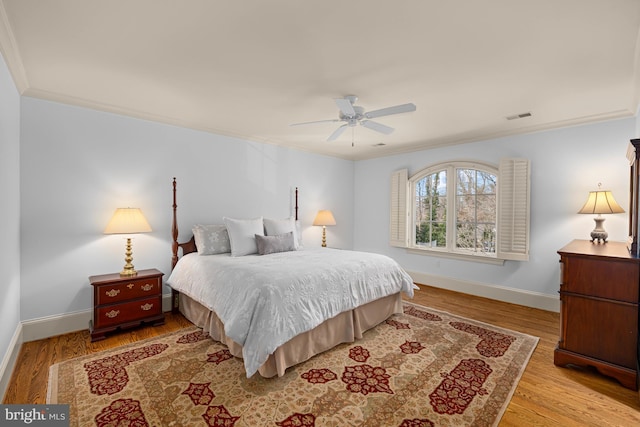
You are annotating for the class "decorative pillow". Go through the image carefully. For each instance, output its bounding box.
[255,232,296,255]
[223,217,264,257]
[192,224,231,255]
[263,217,301,249]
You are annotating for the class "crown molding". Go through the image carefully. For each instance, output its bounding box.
[0,0,28,93]
[351,108,637,161]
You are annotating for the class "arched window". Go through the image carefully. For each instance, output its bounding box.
[391,158,530,262]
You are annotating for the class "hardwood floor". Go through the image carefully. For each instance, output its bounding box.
[3,284,640,426]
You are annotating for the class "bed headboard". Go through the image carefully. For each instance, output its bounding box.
[171,177,299,270]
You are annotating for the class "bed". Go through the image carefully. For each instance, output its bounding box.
[167,178,417,378]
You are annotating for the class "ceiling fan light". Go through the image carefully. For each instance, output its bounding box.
[294,95,415,142]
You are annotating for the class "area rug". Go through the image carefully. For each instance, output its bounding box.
[48,302,538,426]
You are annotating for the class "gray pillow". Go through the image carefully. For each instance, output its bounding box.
[192,224,231,255]
[255,232,296,255]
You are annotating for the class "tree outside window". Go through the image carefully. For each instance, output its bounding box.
[411,162,497,257]
[414,170,446,248]
[455,168,496,254]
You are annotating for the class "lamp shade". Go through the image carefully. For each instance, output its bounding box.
[313,210,336,226]
[577,190,625,215]
[104,208,152,234]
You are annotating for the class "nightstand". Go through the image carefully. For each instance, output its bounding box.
[89,268,165,341]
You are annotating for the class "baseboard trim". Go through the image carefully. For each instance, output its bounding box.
[21,309,92,343]
[0,323,23,402]
[407,270,560,312]
[21,294,175,343]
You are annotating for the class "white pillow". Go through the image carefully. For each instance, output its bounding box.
[192,224,231,255]
[263,217,301,249]
[223,217,264,256]
[295,220,303,248]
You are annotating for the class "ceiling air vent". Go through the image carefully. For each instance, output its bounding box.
[506,112,532,121]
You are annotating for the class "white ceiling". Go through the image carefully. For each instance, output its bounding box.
[1,0,640,160]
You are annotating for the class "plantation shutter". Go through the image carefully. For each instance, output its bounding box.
[390,169,409,247]
[497,158,530,261]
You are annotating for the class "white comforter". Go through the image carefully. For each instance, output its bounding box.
[167,248,416,377]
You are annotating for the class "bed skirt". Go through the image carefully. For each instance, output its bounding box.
[178,292,404,378]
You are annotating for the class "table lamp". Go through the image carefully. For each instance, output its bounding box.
[577,184,624,243]
[104,207,152,276]
[313,210,336,247]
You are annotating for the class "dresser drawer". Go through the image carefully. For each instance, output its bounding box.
[94,296,162,329]
[95,276,161,305]
[561,293,638,369]
[561,256,639,303]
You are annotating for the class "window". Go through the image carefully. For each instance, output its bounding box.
[414,168,448,249]
[390,158,530,262]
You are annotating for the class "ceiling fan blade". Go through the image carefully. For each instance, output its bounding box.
[290,119,339,127]
[327,124,348,141]
[334,98,356,117]
[361,120,394,135]
[365,103,416,119]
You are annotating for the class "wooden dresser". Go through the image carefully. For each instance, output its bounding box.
[555,240,639,390]
[89,268,165,341]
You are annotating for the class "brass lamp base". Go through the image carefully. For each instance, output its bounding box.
[119,268,138,277]
[321,226,327,247]
[119,237,138,276]
[590,216,608,243]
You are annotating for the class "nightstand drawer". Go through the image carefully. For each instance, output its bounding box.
[94,296,162,328]
[95,276,161,305]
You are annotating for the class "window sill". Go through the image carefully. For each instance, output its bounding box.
[406,247,505,265]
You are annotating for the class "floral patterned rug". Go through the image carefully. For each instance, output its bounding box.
[48,302,538,426]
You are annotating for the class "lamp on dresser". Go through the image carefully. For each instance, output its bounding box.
[577,183,625,243]
[104,207,152,276]
[313,210,336,247]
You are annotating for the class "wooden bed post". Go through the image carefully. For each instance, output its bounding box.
[172,177,179,269]
[295,187,299,221]
[171,177,180,313]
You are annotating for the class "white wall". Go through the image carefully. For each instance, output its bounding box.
[19,97,354,321]
[13,77,640,323]
[0,51,21,396]
[17,96,639,323]
[354,118,636,302]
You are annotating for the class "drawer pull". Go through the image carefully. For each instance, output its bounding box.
[105,289,120,298]
[105,310,120,318]
[127,283,135,289]
[141,303,154,311]
[141,284,154,291]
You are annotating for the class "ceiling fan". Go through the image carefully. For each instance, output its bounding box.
[290,95,416,142]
